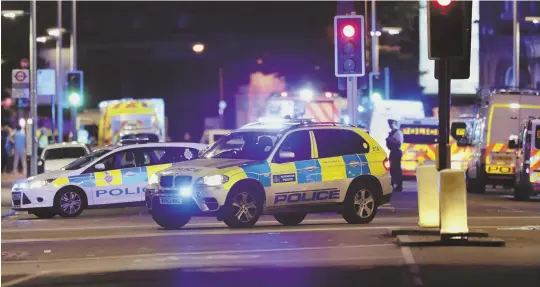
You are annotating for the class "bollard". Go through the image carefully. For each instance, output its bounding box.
[417,164,440,228]
[439,169,469,236]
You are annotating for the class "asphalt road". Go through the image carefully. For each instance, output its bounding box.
[2,182,540,287]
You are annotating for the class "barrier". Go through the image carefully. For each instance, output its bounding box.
[416,164,440,228]
[439,169,469,237]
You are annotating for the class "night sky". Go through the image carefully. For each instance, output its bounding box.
[2,1,421,140]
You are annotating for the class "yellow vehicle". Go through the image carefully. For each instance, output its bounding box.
[98,99,166,147]
[452,89,540,193]
[512,117,540,200]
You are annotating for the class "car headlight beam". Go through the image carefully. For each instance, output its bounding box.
[29,178,55,189]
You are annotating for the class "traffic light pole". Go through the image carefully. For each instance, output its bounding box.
[56,0,63,143]
[347,77,358,127]
[29,0,38,176]
[70,0,78,141]
[437,59,451,171]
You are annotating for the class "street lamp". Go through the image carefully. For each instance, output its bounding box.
[192,43,205,54]
[47,27,67,37]
[1,10,26,19]
[525,16,540,24]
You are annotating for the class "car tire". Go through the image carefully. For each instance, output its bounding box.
[342,182,379,224]
[152,212,191,230]
[223,188,263,228]
[54,188,86,218]
[274,212,307,226]
[32,209,56,219]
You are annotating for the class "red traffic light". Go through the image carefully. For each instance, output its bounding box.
[342,25,355,38]
[436,0,452,7]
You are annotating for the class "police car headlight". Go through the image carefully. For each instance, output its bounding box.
[149,174,159,185]
[197,175,229,186]
[29,178,55,189]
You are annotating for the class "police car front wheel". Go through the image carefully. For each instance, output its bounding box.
[54,188,86,218]
[342,185,378,224]
[223,190,263,228]
[152,213,191,230]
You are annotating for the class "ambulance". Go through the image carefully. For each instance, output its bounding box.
[512,117,540,200]
[451,89,540,193]
[399,118,438,176]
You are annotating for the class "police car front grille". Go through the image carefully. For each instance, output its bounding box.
[174,176,192,188]
[160,176,192,188]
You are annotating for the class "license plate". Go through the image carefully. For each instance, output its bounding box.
[12,192,21,200]
[492,155,512,162]
[159,197,182,205]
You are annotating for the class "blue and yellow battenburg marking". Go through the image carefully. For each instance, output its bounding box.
[50,164,173,190]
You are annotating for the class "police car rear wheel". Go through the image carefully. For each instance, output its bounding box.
[152,213,191,230]
[274,212,307,226]
[55,189,85,218]
[223,191,262,228]
[343,187,378,224]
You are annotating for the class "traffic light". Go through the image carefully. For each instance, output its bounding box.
[334,15,365,77]
[66,71,83,107]
[427,0,472,60]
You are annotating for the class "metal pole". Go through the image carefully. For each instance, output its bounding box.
[218,67,224,128]
[512,0,519,88]
[437,59,451,171]
[29,0,38,176]
[384,67,390,99]
[56,0,63,143]
[70,0,77,141]
[351,77,358,127]
[371,0,378,74]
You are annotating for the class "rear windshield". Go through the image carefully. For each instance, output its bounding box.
[401,124,439,144]
[44,147,87,160]
[534,125,540,149]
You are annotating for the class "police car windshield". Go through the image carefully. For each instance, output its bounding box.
[202,131,280,160]
[63,149,111,170]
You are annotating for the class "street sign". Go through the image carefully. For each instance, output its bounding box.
[37,69,56,96]
[20,58,29,69]
[12,69,30,99]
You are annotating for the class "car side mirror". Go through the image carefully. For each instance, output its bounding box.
[451,122,471,147]
[279,150,295,160]
[94,163,106,171]
[508,139,518,149]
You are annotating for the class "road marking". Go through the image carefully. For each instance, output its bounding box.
[2,271,50,287]
[399,235,424,286]
[2,243,395,265]
[1,224,533,244]
[4,215,540,233]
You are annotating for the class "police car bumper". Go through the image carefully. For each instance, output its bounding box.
[145,185,226,214]
[11,186,56,211]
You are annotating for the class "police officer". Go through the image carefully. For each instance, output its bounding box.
[386,119,403,192]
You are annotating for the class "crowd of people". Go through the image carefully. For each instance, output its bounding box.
[1,124,53,175]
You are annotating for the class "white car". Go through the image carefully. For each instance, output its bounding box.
[12,142,207,219]
[39,142,90,173]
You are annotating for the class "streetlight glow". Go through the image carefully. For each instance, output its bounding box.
[36,36,48,43]
[1,10,25,19]
[192,43,205,54]
[47,27,66,37]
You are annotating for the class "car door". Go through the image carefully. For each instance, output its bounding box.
[267,130,322,207]
[312,129,371,202]
[530,122,540,185]
[89,149,145,205]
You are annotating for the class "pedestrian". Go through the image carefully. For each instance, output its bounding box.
[183,132,192,142]
[38,126,49,155]
[386,119,403,192]
[12,125,27,175]
[4,125,14,174]
[77,126,89,145]
[1,125,10,173]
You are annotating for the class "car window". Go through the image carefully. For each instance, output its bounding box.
[153,147,200,164]
[44,147,87,160]
[202,131,280,161]
[90,149,149,171]
[313,129,370,158]
[275,131,312,163]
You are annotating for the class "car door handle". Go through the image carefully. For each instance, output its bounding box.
[305,166,318,171]
[125,172,136,177]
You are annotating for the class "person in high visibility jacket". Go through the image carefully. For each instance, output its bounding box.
[386,119,403,192]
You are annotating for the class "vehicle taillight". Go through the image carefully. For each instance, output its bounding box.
[383,158,390,171]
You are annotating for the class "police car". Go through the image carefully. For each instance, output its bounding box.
[145,119,392,229]
[11,142,207,218]
[512,117,540,201]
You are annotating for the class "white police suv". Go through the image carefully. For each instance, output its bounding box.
[145,120,392,229]
[12,142,207,218]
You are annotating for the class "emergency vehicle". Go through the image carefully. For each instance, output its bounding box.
[398,117,475,176]
[452,89,540,193]
[98,99,166,146]
[145,119,392,229]
[11,142,207,218]
[512,117,540,200]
